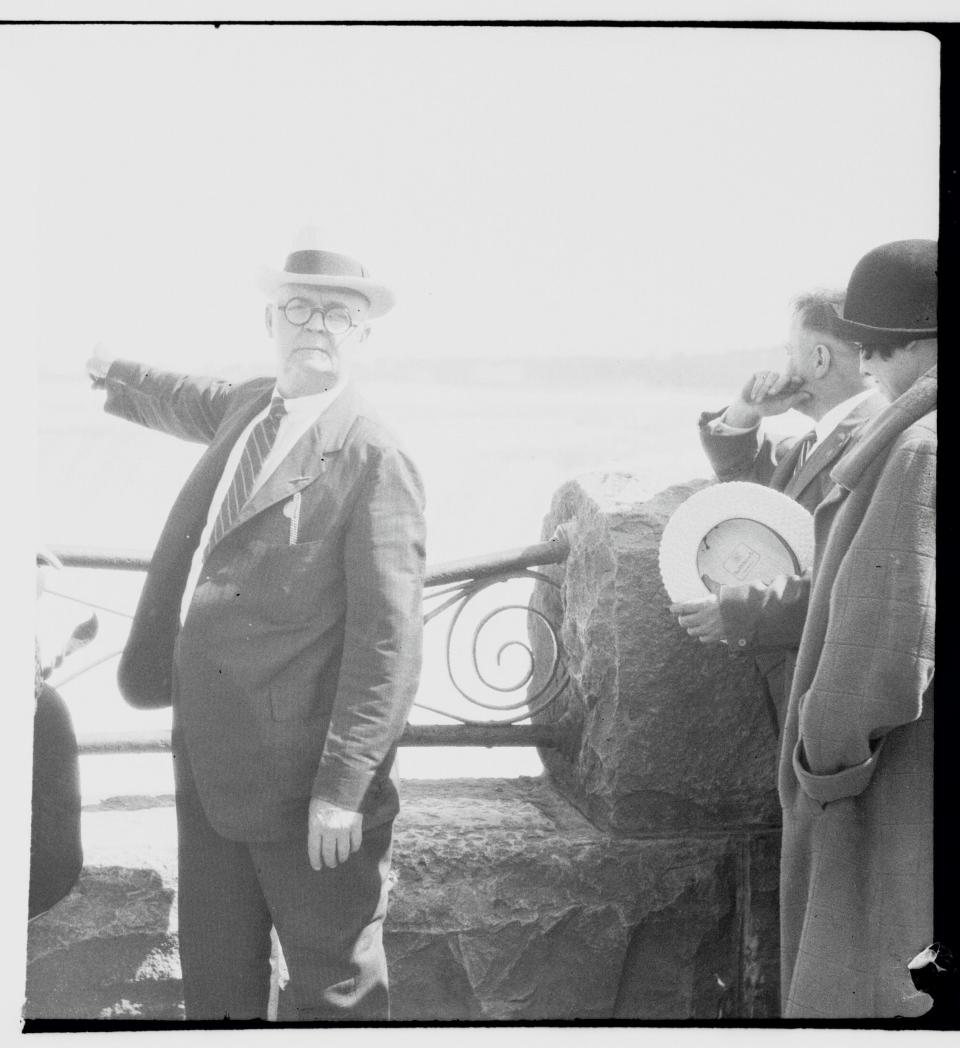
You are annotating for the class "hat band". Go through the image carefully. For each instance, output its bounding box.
[835,314,937,344]
[284,249,369,279]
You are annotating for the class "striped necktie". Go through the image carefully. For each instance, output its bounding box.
[205,396,286,559]
[791,429,817,481]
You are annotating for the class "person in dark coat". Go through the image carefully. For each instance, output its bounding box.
[672,294,887,734]
[30,550,94,920]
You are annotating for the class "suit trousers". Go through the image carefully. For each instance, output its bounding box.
[175,783,393,1021]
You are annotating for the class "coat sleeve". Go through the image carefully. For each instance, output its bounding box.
[311,444,427,812]
[102,359,237,444]
[794,437,936,802]
[698,408,781,485]
[718,571,811,652]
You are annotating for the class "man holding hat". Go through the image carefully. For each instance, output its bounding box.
[85,238,426,1020]
[674,292,887,735]
[777,239,937,1017]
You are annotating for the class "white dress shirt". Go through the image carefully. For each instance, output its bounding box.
[179,382,346,623]
[806,389,873,455]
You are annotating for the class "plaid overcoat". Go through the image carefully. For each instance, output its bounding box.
[778,366,936,1017]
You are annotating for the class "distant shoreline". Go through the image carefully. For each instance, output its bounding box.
[40,347,779,391]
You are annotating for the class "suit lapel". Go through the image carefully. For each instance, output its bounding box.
[785,426,850,501]
[117,381,275,709]
[770,440,806,492]
[161,384,273,555]
[203,387,274,487]
[785,392,887,502]
[214,384,364,546]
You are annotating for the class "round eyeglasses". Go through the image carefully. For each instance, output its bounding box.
[280,297,355,335]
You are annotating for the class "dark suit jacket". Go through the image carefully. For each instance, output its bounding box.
[104,361,426,842]
[30,682,83,918]
[697,392,887,731]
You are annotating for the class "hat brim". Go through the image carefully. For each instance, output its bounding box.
[257,267,395,319]
[832,314,936,345]
[659,482,814,604]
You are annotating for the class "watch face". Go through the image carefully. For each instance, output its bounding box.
[696,517,800,593]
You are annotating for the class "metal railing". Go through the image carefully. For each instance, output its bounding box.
[45,530,572,754]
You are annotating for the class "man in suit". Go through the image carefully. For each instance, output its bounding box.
[670,293,887,733]
[86,241,426,1020]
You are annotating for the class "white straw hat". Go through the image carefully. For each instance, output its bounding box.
[257,230,395,318]
[659,482,814,603]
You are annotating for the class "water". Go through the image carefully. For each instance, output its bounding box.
[37,356,808,798]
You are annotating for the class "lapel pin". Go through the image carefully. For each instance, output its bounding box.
[284,492,302,544]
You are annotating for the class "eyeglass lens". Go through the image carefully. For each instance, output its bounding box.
[283,299,352,334]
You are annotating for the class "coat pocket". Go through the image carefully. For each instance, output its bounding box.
[248,539,340,625]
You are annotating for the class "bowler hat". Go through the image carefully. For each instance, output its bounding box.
[258,238,395,318]
[832,239,937,345]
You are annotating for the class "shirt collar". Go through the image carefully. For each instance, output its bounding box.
[813,389,873,446]
[273,379,347,418]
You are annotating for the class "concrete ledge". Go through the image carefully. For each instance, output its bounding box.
[388,778,777,1019]
[24,777,778,1020]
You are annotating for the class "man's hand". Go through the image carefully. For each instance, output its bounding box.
[307,798,363,870]
[723,371,811,428]
[669,595,727,645]
[85,348,113,388]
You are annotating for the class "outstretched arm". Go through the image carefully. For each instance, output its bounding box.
[87,352,237,445]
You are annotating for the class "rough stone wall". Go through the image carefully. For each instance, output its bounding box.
[24,798,182,1020]
[29,779,766,1021]
[531,472,783,1016]
[386,778,764,1020]
[534,472,780,833]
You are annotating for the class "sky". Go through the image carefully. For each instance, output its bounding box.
[8,24,941,374]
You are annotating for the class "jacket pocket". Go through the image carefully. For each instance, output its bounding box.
[248,539,340,625]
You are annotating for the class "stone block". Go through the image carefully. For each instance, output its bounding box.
[532,473,782,835]
[388,778,753,1020]
[24,801,181,1021]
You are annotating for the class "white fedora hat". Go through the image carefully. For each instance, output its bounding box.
[659,482,814,604]
[258,235,395,319]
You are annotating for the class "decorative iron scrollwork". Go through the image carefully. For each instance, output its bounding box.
[48,535,572,736]
[419,568,568,725]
